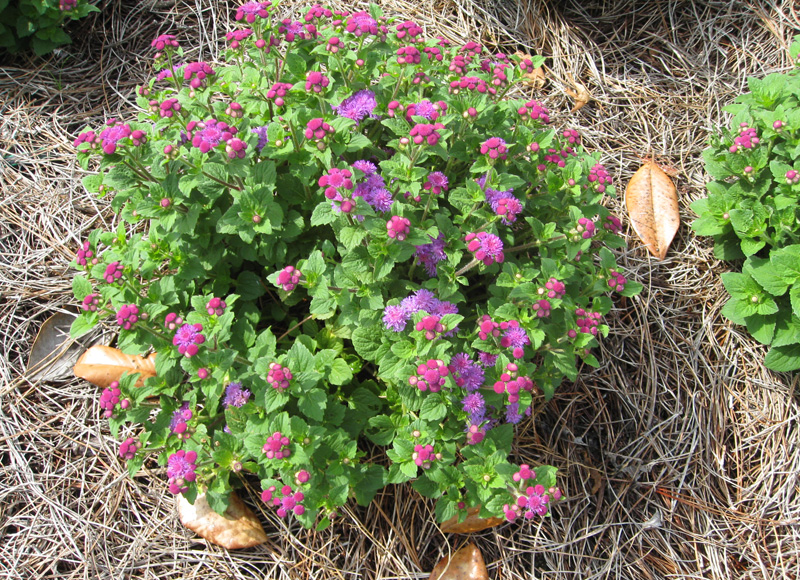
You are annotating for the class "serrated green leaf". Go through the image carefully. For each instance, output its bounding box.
[764,344,800,372]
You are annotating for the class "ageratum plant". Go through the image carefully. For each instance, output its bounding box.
[0,0,99,55]
[691,36,800,372]
[71,2,640,528]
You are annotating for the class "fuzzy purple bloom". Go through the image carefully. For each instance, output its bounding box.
[333,90,378,125]
[414,233,447,277]
[251,125,269,152]
[462,392,485,415]
[505,402,524,424]
[383,304,409,332]
[223,382,251,408]
[352,159,377,174]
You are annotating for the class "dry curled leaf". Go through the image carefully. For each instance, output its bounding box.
[73,345,156,388]
[565,84,591,112]
[514,51,545,88]
[178,492,267,550]
[429,543,488,580]
[440,506,503,534]
[625,161,680,260]
[27,312,87,381]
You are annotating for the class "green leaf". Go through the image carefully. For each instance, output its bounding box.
[745,257,789,296]
[390,340,416,359]
[764,344,800,372]
[72,275,92,301]
[791,284,800,318]
[419,394,447,421]
[744,313,775,345]
[351,324,383,362]
[311,201,336,226]
[328,358,353,385]
[70,311,98,338]
[771,246,800,284]
[721,272,761,300]
[366,415,395,445]
[298,388,327,421]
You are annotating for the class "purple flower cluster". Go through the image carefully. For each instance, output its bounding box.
[263,431,291,459]
[103,261,123,283]
[235,1,271,23]
[167,450,198,494]
[261,484,306,517]
[588,163,612,192]
[266,82,292,106]
[206,297,226,316]
[499,320,531,359]
[151,34,179,52]
[504,485,550,521]
[223,382,251,408]
[448,353,485,392]
[423,171,448,195]
[480,137,508,160]
[119,437,140,460]
[183,62,215,89]
[276,265,301,291]
[730,123,759,153]
[485,187,523,224]
[576,217,596,239]
[386,216,410,240]
[305,71,330,93]
[409,359,449,393]
[465,232,504,265]
[517,100,550,124]
[354,172,393,212]
[603,215,623,234]
[413,233,447,277]
[409,122,445,146]
[267,362,292,390]
[345,11,381,37]
[332,90,378,125]
[76,240,96,266]
[412,444,438,469]
[382,289,457,332]
[116,304,140,330]
[173,323,205,357]
[251,125,269,152]
[226,29,253,48]
[99,381,129,418]
[574,308,603,336]
[188,119,237,154]
[81,294,100,312]
[787,169,800,185]
[170,402,193,438]
[607,270,627,292]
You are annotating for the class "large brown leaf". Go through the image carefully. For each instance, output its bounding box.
[440,506,503,534]
[625,161,680,260]
[73,345,156,388]
[178,492,268,550]
[429,543,488,580]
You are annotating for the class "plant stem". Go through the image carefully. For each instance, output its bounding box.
[277,314,314,341]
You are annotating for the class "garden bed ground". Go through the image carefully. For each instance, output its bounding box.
[1,0,799,578]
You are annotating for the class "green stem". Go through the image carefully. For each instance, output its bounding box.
[201,170,242,191]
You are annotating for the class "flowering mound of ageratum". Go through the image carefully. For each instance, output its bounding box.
[691,36,800,372]
[72,2,640,529]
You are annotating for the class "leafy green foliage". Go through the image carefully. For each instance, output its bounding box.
[691,36,800,371]
[71,3,638,528]
[0,0,99,56]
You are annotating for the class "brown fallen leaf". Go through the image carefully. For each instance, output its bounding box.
[73,345,156,388]
[440,506,503,534]
[178,492,268,550]
[625,161,680,260]
[429,543,488,580]
[514,51,546,89]
[565,84,591,112]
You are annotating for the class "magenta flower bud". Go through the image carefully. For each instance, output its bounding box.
[386,215,411,241]
[197,368,209,379]
[267,362,293,390]
[160,198,171,208]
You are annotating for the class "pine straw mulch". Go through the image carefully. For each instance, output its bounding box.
[1,0,799,578]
